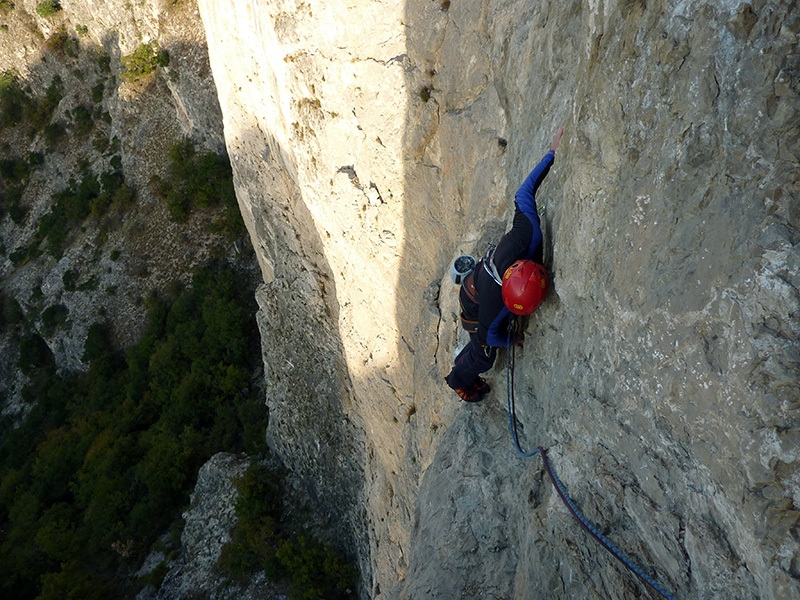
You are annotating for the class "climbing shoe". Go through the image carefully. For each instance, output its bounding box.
[453,377,491,403]
[453,385,482,402]
[472,376,491,398]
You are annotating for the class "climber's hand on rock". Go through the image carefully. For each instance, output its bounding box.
[551,126,564,151]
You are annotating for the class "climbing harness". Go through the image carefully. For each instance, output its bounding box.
[505,324,678,600]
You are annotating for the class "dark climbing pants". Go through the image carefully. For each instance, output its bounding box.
[445,334,497,391]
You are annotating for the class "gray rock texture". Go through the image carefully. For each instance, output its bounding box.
[2,0,797,598]
[197,0,799,599]
[155,452,249,599]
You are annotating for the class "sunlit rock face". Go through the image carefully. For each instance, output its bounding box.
[198,0,799,598]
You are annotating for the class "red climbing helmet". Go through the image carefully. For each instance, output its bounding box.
[501,260,549,315]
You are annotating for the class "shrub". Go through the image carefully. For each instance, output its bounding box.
[113,182,135,207]
[43,121,66,146]
[35,171,101,258]
[82,321,111,363]
[7,197,27,224]
[62,36,78,58]
[91,176,135,217]
[0,293,24,330]
[71,104,93,135]
[97,53,111,73]
[0,71,29,129]
[27,150,44,167]
[35,0,60,17]
[217,462,357,598]
[238,462,281,518]
[276,536,357,600]
[155,50,170,68]
[76,275,98,292]
[8,244,38,267]
[121,43,167,82]
[0,157,29,183]
[0,71,62,131]
[155,139,244,239]
[40,303,69,335]
[37,561,109,600]
[91,82,104,103]
[45,29,72,56]
[17,333,52,374]
[22,76,62,131]
[1,294,23,321]
[89,193,110,217]
[59,172,98,220]
[164,188,187,221]
[62,269,78,291]
[100,169,123,196]
[216,462,282,580]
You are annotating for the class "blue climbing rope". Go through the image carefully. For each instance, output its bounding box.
[505,326,539,458]
[505,325,678,600]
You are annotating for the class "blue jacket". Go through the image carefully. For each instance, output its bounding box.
[477,149,554,347]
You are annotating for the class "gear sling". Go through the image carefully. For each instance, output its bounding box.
[459,244,504,336]
[459,269,480,334]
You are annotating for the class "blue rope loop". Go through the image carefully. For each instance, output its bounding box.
[505,327,678,600]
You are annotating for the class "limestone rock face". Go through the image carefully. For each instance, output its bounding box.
[194,1,799,599]
[149,453,282,600]
[155,453,249,599]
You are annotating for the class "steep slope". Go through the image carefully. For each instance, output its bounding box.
[0,0,233,418]
[198,0,799,599]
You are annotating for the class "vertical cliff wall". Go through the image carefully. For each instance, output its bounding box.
[198,0,799,598]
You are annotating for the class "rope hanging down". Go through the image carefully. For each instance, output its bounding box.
[505,323,678,600]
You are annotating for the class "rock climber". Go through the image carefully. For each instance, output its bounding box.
[445,126,563,402]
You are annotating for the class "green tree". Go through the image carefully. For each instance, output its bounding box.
[0,293,24,330]
[0,263,263,599]
[35,0,61,17]
[0,71,30,129]
[155,139,243,240]
[40,304,69,335]
[82,322,113,363]
[37,560,110,600]
[17,333,52,375]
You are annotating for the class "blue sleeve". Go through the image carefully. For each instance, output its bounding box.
[486,307,512,347]
[514,150,555,217]
[483,150,555,348]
